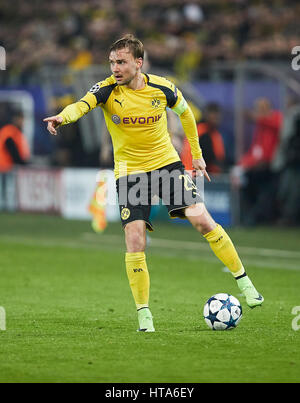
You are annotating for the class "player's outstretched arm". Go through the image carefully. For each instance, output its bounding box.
[43,91,98,135]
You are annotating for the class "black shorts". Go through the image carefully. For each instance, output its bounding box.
[116,161,203,231]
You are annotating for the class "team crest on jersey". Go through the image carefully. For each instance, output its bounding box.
[89,83,101,94]
[121,207,130,220]
[112,114,121,124]
[151,98,161,108]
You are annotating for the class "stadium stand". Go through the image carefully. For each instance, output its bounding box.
[1,0,300,84]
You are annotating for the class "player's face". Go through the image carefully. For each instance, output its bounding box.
[109,48,143,86]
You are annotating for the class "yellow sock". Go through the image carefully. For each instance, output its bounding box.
[204,224,245,278]
[125,252,150,310]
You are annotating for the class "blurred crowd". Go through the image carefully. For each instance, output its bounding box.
[1,0,300,83]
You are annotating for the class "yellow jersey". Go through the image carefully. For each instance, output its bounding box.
[58,73,202,178]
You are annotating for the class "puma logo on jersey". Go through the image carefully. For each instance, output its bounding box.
[114,99,124,107]
[133,268,143,273]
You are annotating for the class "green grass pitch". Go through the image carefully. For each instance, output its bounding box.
[0,212,299,383]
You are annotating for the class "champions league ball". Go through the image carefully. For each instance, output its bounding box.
[203,293,242,330]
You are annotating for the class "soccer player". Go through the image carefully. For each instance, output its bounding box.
[44,35,263,332]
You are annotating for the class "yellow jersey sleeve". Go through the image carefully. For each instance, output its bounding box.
[57,90,97,125]
[58,76,117,125]
[170,86,203,160]
[178,105,202,160]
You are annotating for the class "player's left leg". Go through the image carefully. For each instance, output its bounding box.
[185,203,264,308]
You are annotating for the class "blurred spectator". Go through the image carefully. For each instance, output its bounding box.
[174,33,202,81]
[239,98,282,170]
[272,98,300,225]
[0,108,30,172]
[181,102,226,174]
[231,97,282,225]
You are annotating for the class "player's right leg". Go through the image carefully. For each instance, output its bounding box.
[124,220,155,332]
[117,173,155,331]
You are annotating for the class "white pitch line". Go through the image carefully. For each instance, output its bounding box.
[81,233,300,271]
[82,233,300,260]
[1,233,299,271]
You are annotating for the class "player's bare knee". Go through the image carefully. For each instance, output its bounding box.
[185,203,216,235]
[126,234,146,253]
[125,221,146,252]
[191,218,214,234]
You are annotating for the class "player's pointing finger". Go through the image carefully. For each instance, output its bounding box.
[203,170,211,182]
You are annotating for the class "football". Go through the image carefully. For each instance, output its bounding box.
[203,293,242,330]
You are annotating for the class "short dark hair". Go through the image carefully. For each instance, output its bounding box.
[109,34,144,59]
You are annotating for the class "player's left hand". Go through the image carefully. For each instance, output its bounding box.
[192,158,211,182]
